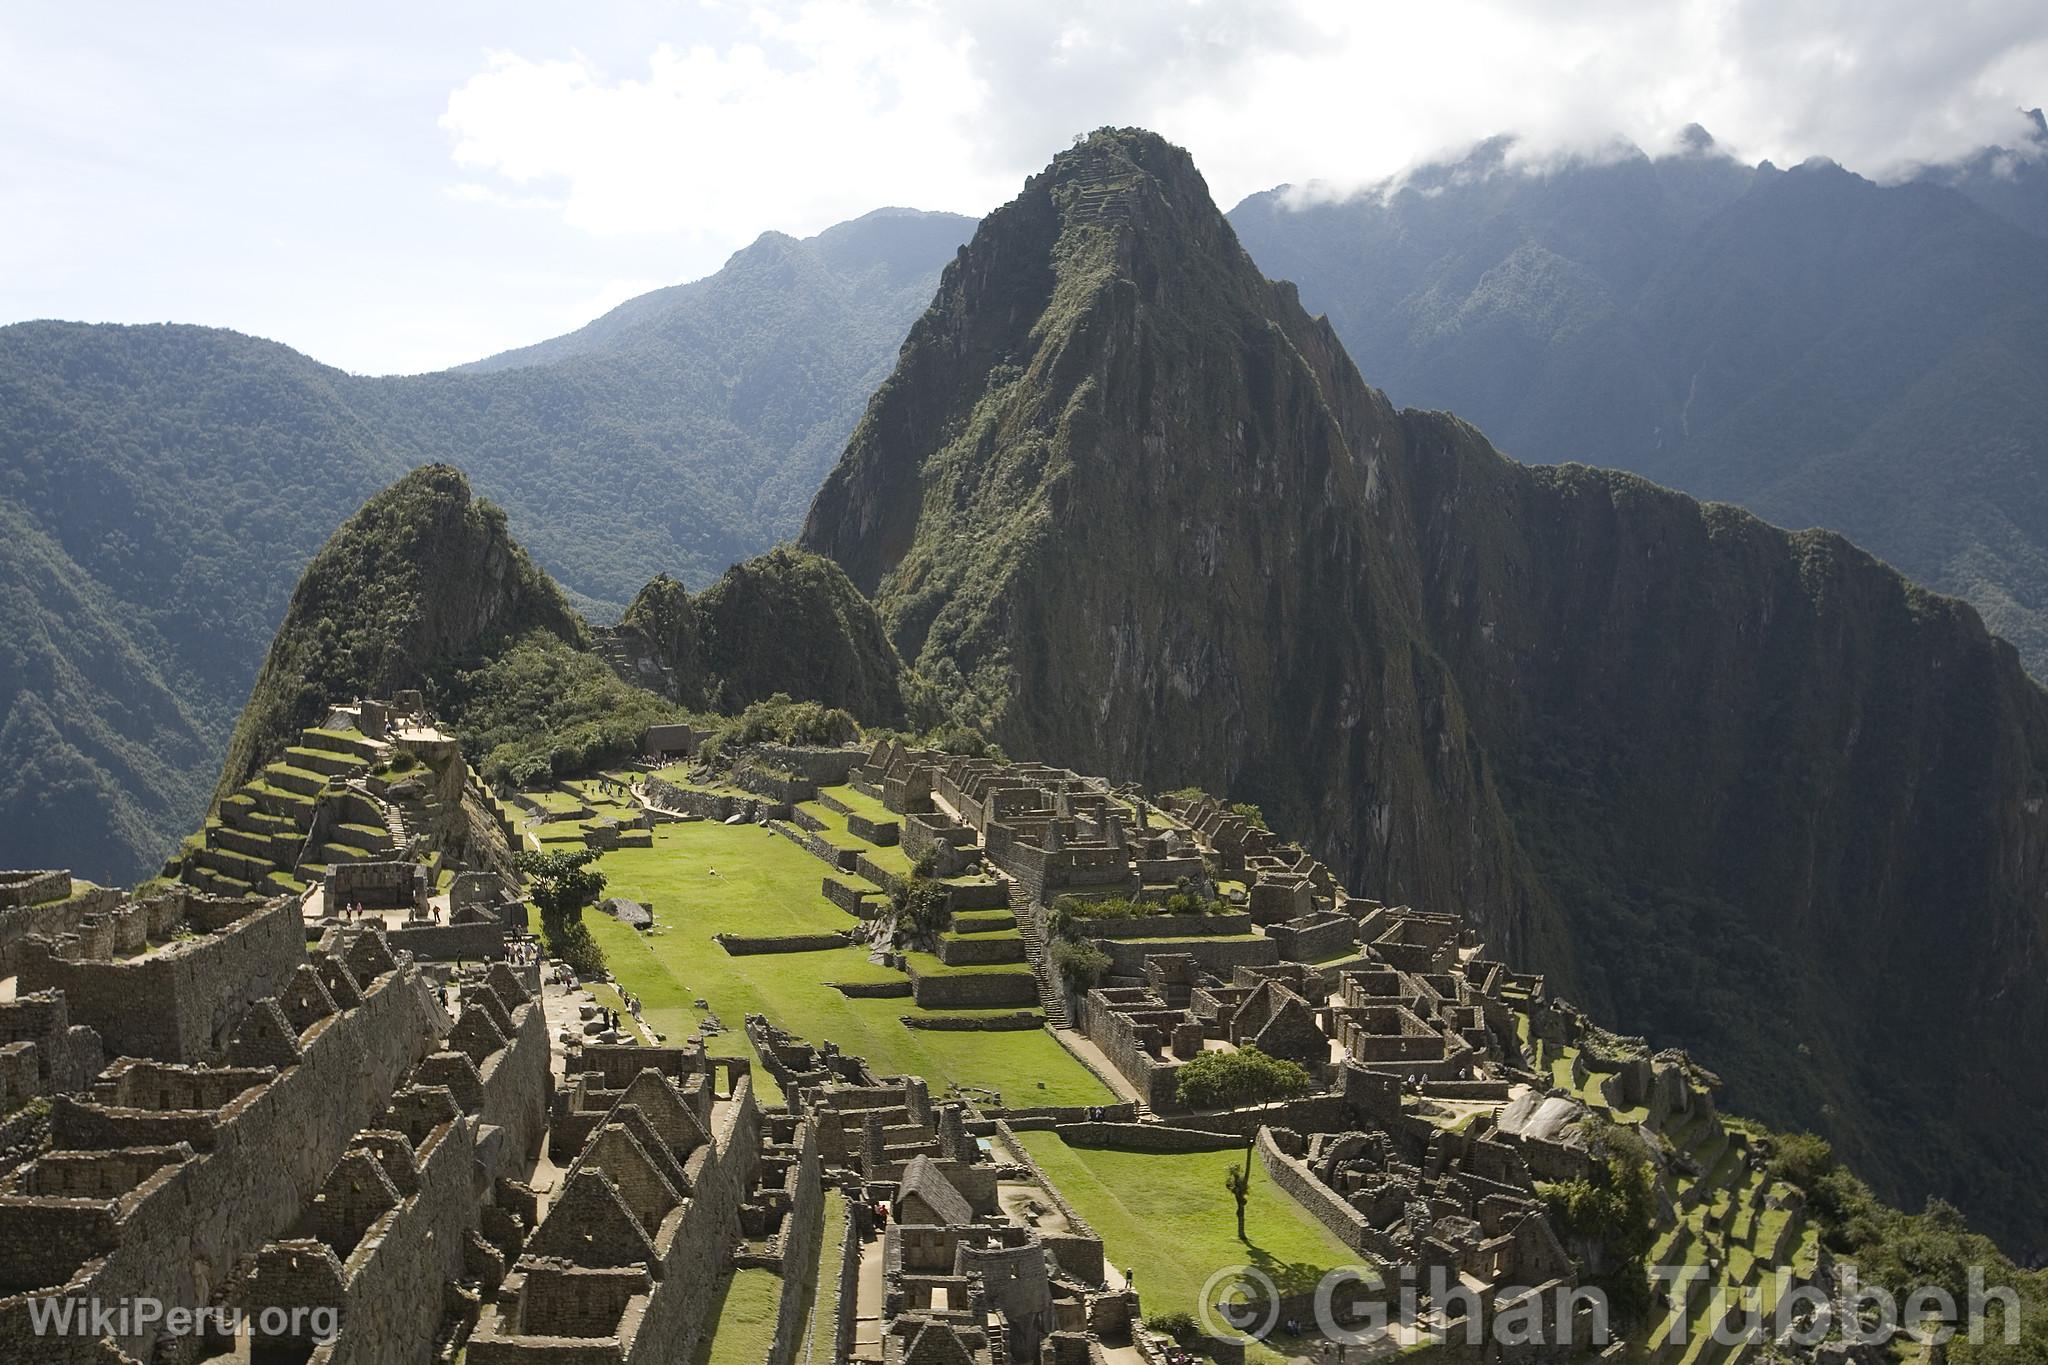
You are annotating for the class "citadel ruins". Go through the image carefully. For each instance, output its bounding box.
[0,712,1827,1364]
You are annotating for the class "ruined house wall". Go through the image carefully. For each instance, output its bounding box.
[633,1078,764,1365]
[0,964,446,1361]
[386,920,507,963]
[476,997,553,1184]
[324,1121,477,1365]
[20,898,308,1062]
[764,1122,824,1365]
[0,887,117,977]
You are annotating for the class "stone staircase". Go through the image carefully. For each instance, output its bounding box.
[1009,898,1071,1028]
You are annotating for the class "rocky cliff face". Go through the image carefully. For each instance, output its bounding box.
[215,464,583,800]
[802,128,2048,1251]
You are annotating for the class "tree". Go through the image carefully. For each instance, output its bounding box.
[518,848,608,979]
[518,848,606,931]
[1174,1045,1315,1112]
[1223,1159,1252,1240]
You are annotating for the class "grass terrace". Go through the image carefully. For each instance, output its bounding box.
[691,1266,782,1365]
[1015,1132,1357,1358]
[581,822,1112,1111]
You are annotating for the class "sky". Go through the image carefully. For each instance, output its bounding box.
[4,0,2044,376]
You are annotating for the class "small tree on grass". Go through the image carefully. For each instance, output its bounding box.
[1223,1160,1252,1240]
[1052,939,1111,991]
[1177,1047,1317,1243]
[518,849,608,978]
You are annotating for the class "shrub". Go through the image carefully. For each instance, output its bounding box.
[1052,939,1111,990]
[885,875,951,949]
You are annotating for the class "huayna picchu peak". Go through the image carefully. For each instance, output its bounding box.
[803,127,2048,1253]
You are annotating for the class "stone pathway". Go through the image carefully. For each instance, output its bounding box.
[851,1231,887,1361]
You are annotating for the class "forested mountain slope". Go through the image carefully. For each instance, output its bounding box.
[0,209,969,881]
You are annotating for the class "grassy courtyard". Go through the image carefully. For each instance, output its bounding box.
[692,1266,782,1365]
[1015,1132,1359,1327]
[580,819,1113,1111]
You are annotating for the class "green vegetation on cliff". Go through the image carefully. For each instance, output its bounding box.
[216,464,582,801]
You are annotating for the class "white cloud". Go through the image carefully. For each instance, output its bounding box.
[439,0,2048,237]
[440,5,1005,243]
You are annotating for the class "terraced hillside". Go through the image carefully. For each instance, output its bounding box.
[171,712,517,898]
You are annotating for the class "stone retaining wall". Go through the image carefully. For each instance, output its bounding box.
[1052,1123,1247,1152]
[822,877,881,917]
[935,933,1026,967]
[771,823,857,872]
[900,1012,1042,1031]
[717,932,853,956]
[1071,911,1252,939]
[830,979,912,999]
[753,746,865,786]
[944,880,1010,912]
[907,968,1038,1010]
[845,813,900,847]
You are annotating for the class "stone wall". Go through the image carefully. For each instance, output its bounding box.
[829,1196,861,1364]
[316,1119,478,1365]
[717,932,854,956]
[906,968,1038,1010]
[0,871,72,910]
[386,920,507,962]
[20,897,308,1063]
[643,777,786,824]
[1255,1126,1373,1255]
[844,813,899,847]
[771,823,856,872]
[1265,916,1358,963]
[0,886,118,977]
[1097,935,1278,978]
[821,877,880,918]
[1072,912,1251,939]
[764,1122,824,1365]
[1051,1123,1245,1152]
[752,746,865,786]
[0,960,447,1360]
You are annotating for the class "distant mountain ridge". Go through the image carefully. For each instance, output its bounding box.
[0,207,971,882]
[1227,117,2048,674]
[802,127,2048,1256]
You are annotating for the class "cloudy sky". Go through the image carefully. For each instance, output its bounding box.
[4,0,2044,374]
